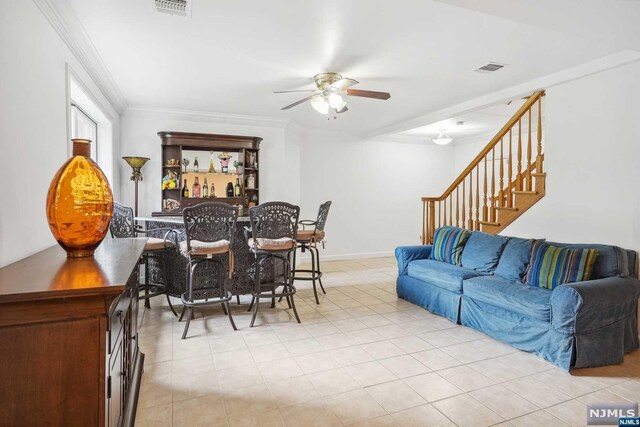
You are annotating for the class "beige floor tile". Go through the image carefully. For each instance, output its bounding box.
[438,365,496,392]
[224,383,278,419]
[138,381,172,409]
[172,370,219,402]
[360,314,394,328]
[389,336,433,354]
[403,372,463,403]
[390,404,455,427]
[228,408,285,427]
[330,345,375,367]
[249,343,291,363]
[433,394,504,427]
[171,354,215,376]
[256,357,303,383]
[533,370,604,398]
[307,367,362,396]
[135,403,172,427]
[607,380,640,401]
[279,399,341,427]
[545,399,588,426]
[366,379,427,412]
[273,325,312,342]
[503,377,572,409]
[213,348,255,370]
[361,341,405,360]
[372,324,411,339]
[210,334,247,353]
[282,337,324,356]
[510,410,569,427]
[267,376,321,407]
[345,328,386,345]
[470,384,539,419]
[316,332,357,350]
[468,357,530,382]
[294,351,339,374]
[324,389,387,426]
[332,318,369,332]
[241,329,280,348]
[217,364,265,391]
[346,361,398,387]
[379,355,431,379]
[411,349,462,371]
[172,394,228,427]
[351,414,400,426]
[303,322,340,337]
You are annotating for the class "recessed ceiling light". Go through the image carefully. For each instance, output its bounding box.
[475,62,507,73]
[432,130,453,145]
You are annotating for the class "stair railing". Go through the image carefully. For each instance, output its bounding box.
[422,90,545,244]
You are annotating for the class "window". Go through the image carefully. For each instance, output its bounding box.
[70,103,98,160]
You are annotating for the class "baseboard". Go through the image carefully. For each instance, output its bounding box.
[296,251,394,262]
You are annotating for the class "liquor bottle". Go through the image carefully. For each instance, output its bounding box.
[194,156,199,173]
[234,178,241,196]
[226,182,234,197]
[210,182,215,197]
[182,179,189,198]
[192,176,201,198]
[202,177,209,198]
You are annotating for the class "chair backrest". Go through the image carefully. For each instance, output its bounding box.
[110,202,136,238]
[315,201,332,232]
[249,201,300,240]
[182,202,239,251]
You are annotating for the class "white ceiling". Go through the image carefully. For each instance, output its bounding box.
[65,0,630,135]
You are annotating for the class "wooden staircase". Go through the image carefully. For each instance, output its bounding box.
[422,91,545,244]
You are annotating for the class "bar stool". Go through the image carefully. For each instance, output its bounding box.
[245,201,301,327]
[110,202,179,316]
[293,201,332,304]
[179,202,238,339]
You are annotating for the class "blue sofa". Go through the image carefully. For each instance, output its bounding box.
[395,229,640,371]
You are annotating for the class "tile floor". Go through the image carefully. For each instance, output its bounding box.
[135,257,640,427]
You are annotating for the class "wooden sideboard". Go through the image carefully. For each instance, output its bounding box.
[0,238,146,427]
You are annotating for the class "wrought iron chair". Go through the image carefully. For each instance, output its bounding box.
[180,202,238,339]
[245,201,301,327]
[110,202,179,316]
[293,201,332,304]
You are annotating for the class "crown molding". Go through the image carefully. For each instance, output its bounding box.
[123,105,293,129]
[367,50,640,139]
[33,0,127,113]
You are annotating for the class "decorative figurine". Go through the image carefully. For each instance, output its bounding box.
[219,152,232,174]
[161,170,178,190]
[233,160,244,175]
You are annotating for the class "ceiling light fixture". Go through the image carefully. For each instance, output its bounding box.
[310,96,329,115]
[327,92,344,109]
[432,130,453,145]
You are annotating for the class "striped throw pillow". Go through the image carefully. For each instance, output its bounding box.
[524,240,598,289]
[431,226,471,266]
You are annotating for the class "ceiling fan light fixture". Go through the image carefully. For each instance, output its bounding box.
[310,96,329,114]
[328,92,344,109]
[432,130,453,145]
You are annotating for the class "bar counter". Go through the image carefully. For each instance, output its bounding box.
[138,216,273,298]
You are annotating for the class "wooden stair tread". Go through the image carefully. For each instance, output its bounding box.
[478,220,500,226]
[496,206,518,211]
[513,190,538,195]
[531,173,546,177]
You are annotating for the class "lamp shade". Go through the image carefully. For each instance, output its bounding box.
[310,96,329,114]
[122,156,150,169]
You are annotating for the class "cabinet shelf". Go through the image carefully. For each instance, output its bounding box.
[183,171,242,176]
[163,165,181,169]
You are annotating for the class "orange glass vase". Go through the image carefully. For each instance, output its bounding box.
[46,139,114,257]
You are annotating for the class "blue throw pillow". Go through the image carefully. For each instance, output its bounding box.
[430,226,471,266]
[524,240,599,289]
[494,237,539,282]
[461,232,509,273]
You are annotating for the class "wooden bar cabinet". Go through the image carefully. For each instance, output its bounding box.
[0,238,146,426]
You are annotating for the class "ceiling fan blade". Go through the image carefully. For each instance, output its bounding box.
[281,94,317,110]
[346,89,391,100]
[337,105,349,114]
[331,78,359,90]
[274,89,316,94]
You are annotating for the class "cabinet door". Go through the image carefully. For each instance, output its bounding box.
[107,338,124,427]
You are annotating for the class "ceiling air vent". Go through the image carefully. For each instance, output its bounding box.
[155,0,190,16]
[475,62,507,74]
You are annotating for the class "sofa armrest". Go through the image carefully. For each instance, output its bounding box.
[551,276,640,333]
[395,245,432,275]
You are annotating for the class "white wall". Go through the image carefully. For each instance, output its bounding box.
[0,0,121,267]
[298,130,454,259]
[499,61,640,251]
[119,109,299,217]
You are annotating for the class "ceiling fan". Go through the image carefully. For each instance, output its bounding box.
[275,72,391,115]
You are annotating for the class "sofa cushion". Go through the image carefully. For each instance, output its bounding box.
[461,232,509,273]
[463,275,552,322]
[407,259,485,294]
[494,237,536,282]
[525,241,599,289]
[430,226,471,266]
[549,242,628,279]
